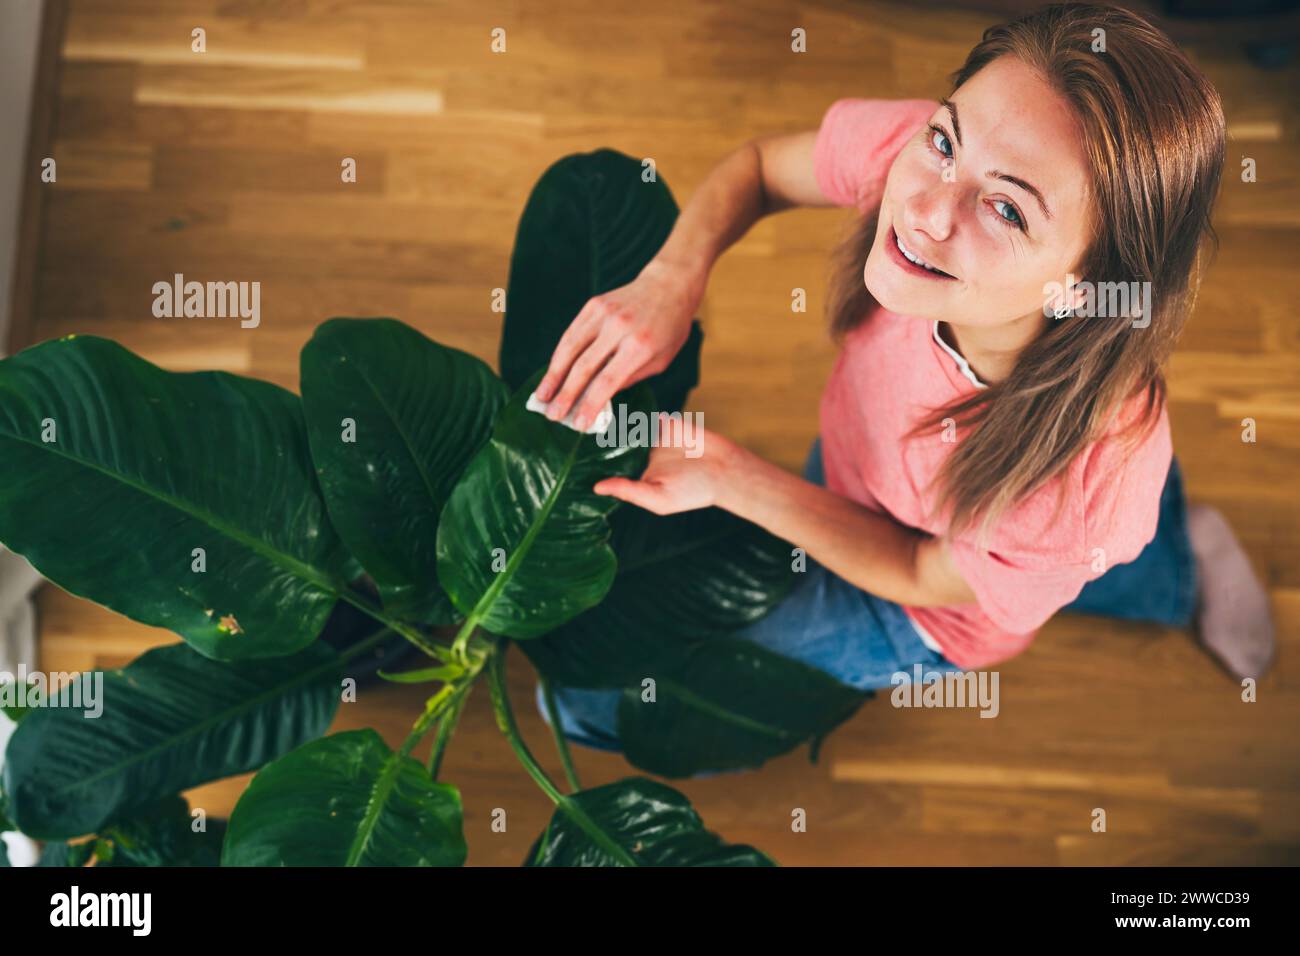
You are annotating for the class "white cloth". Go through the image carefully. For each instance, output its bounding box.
[525,390,613,434]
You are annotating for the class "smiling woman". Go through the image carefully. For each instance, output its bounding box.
[514,2,1273,772]
[811,2,1271,681]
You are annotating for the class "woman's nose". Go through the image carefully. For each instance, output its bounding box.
[903,181,957,243]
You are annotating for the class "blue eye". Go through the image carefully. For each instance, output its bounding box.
[927,124,952,158]
[990,199,1025,231]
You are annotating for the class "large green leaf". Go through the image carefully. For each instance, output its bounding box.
[499,148,703,418]
[519,505,797,686]
[435,369,651,638]
[301,318,508,625]
[222,729,466,866]
[616,638,868,778]
[0,335,350,660]
[524,777,774,866]
[1,641,342,840]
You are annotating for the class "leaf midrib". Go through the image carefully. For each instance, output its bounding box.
[0,429,340,594]
[341,344,445,519]
[344,743,407,866]
[462,433,584,628]
[645,675,801,741]
[37,648,341,804]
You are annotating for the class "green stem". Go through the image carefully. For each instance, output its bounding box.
[486,637,636,866]
[450,612,481,667]
[422,629,493,777]
[428,684,472,780]
[539,675,581,792]
[399,685,457,761]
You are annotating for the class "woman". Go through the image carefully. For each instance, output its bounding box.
[499,3,1275,758]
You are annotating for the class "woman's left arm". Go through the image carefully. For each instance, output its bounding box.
[592,419,978,608]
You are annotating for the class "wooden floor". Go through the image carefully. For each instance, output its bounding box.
[13,0,1300,865]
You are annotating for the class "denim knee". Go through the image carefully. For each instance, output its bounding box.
[534,681,624,753]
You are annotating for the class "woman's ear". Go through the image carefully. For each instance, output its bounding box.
[1049,274,1089,317]
[1044,276,1086,319]
[1064,276,1089,313]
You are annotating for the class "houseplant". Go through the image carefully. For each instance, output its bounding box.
[0,317,869,866]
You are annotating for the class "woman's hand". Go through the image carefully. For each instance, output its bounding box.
[534,259,704,432]
[593,415,739,515]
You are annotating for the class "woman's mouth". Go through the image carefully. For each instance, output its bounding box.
[886,226,957,281]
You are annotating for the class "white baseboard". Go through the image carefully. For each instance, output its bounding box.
[0,546,40,674]
[1,546,43,866]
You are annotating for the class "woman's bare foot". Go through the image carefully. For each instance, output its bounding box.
[1186,503,1275,680]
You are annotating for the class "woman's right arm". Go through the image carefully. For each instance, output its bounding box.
[534,130,834,430]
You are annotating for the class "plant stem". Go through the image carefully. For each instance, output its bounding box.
[486,637,636,866]
[418,627,493,777]
[427,684,472,780]
[398,684,457,761]
[539,675,581,792]
[450,612,481,667]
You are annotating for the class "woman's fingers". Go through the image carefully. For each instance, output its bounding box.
[592,476,668,513]
[535,302,600,402]
[570,343,645,431]
[544,324,623,423]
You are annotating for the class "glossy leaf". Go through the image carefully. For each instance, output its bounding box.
[0,336,350,660]
[2,641,341,840]
[615,638,868,778]
[520,505,797,686]
[435,370,651,638]
[499,148,703,418]
[222,729,466,866]
[301,318,508,624]
[524,777,774,866]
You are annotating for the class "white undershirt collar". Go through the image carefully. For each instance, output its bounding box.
[932,321,989,390]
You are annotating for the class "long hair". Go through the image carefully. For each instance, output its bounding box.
[825,2,1225,545]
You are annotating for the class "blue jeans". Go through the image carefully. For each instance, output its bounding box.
[535,436,1199,768]
[1061,452,1198,626]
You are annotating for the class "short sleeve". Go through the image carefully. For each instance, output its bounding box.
[1080,398,1173,569]
[813,97,939,213]
[947,538,1094,635]
[944,399,1174,635]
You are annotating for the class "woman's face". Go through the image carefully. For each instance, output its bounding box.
[864,55,1096,330]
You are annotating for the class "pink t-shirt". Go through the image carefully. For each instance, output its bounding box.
[813,97,1173,669]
